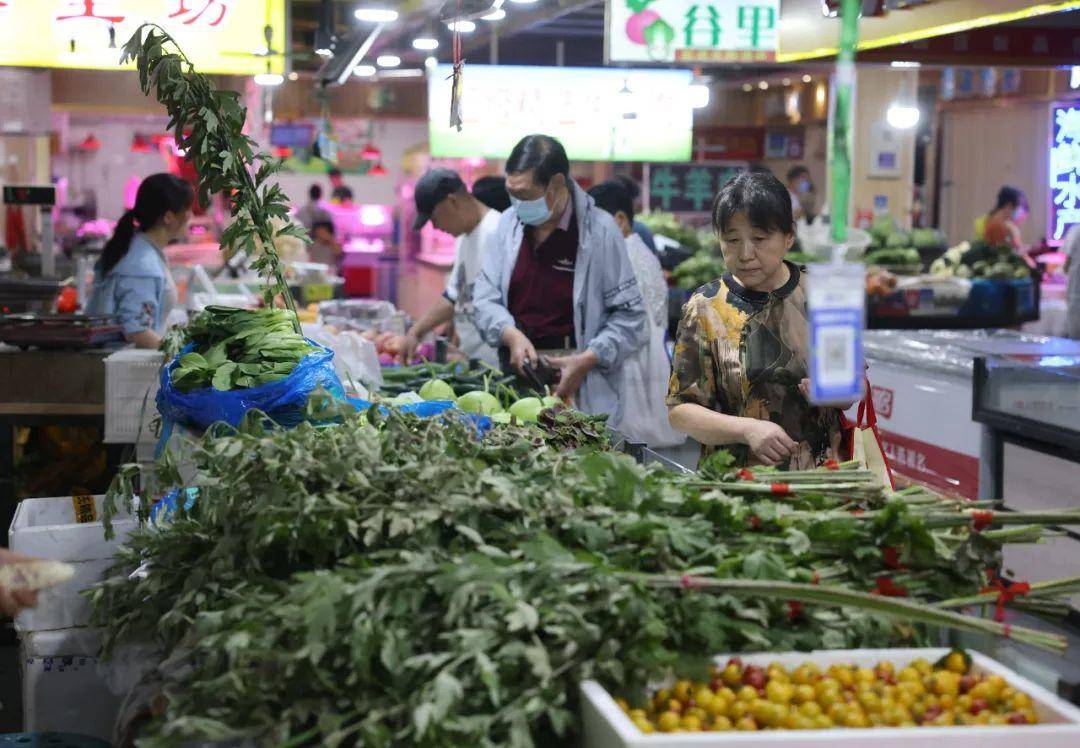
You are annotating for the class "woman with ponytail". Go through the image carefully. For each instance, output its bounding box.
[87,173,194,348]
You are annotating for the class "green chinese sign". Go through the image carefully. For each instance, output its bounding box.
[648,163,745,213]
[608,0,779,64]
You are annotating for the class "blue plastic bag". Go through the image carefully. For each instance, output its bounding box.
[157,339,345,433]
[346,397,493,437]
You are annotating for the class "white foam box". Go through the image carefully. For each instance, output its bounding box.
[104,348,163,444]
[581,648,1080,747]
[20,627,158,742]
[9,494,136,632]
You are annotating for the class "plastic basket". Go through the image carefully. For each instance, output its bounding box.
[103,348,163,444]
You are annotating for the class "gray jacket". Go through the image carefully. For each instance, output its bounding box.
[473,181,647,422]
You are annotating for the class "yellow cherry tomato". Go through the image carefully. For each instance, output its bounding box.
[728,700,750,720]
[705,694,729,718]
[657,711,681,732]
[799,700,823,719]
[633,717,655,734]
[737,685,759,702]
[681,714,702,731]
[673,680,693,702]
[897,667,920,683]
[795,684,817,704]
[944,652,968,675]
[814,714,834,729]
[712,715,733,731]
[722,664,742,687]
[735,716,759,731]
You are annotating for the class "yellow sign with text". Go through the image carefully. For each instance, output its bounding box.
[0,0,285,75]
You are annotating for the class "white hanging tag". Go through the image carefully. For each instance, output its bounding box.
[806,260,865,405]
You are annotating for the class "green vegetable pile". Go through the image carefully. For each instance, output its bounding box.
[379,361,564,423]
[864,248,921,268]
[671,251,726,291]
[91,410,1080,747]
[930,241,1031,281]
[638,211,709,253]
[380,361,526,406]
[169,306,315,393]
[865,216,937,271]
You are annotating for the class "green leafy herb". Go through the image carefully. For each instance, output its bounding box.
[120,24,306,327]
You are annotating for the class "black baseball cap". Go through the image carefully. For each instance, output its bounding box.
[413,168,465,230]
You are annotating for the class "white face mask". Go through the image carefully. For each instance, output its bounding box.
[510,191,552,226]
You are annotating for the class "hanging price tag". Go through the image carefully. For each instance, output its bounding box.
[806,262,865,405]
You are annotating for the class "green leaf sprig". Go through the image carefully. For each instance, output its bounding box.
[120,24,305,329]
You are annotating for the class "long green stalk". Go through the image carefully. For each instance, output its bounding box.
[621,573,1067,652]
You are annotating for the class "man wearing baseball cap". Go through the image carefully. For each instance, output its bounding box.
[402,168,502,364]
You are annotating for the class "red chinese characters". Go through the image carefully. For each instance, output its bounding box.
[56,0,124,24]
[169,0,229,27]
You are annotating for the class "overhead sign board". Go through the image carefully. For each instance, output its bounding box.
[606,0,780,64]
[428,64,693,162]
[0,0,286,75]
[1050,103,1080,243]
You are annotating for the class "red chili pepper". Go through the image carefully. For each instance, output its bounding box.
[736,468,755,481]
[971,510,994,532]
[851,508,865,516]
[882,545,905,570]
[811,571,821,585]
[980,571,1031,622]
[787,600,804,621]
[823,459,840,471]
[748,514,762,530]
[680,574,701,590]
[873,575,908,597]
[770,482,791,497]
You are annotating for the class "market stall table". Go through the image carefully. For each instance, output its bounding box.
[0,346,121,542]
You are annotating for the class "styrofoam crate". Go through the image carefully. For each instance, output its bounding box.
[581,648,1080,747]
[104,348,163,444]
[20,627,158,743]
[9,495,136,632]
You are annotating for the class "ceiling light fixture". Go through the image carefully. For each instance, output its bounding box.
[287,71,299,81]
[886,102,921,129]
[378,68,425,78]
[802,74,813,83]
[447,20,476,33]
[376,54,401,68]
[412,35,439,50]
[758,80,769,90]
[354,8,399,23]
[742,83,753,92]
[891,60,922,68]
[425,55,438,69]
[254,72,284,86]
[782,77,791,86]
[354,64,377,77]
[689,82,710,109]
[510,0,539,4]
[482,8,507,20]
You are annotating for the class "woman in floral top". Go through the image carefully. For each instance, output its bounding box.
[667,172,845,469]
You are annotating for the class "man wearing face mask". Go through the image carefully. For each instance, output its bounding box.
[786,166,815,223]
[473,134,647,418]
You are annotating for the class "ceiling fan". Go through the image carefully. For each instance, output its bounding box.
[222,22,314,62]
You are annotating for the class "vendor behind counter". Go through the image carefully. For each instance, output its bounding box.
[85,173,193,349]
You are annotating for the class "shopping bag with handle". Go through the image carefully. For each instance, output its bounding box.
[846,379,895,490]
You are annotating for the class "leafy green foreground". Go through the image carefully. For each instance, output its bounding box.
[90,409,1077,747]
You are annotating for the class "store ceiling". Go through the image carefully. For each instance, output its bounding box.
[284,1,1080,76]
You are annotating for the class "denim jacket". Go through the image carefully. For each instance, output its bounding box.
[86,233,170,335]
[472,181,647,423]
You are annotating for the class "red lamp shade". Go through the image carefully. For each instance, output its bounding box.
[130,134,152,153]
[360,142,381,160]
[79,134,101,151]
[368,162,388,176]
